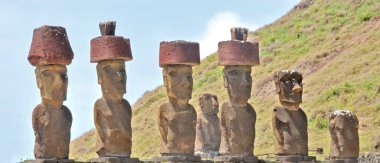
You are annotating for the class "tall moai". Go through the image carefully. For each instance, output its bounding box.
[195,93,221,158]
[90,21,139,163]
[272,70,316,162]
[327,110,359,163]
[154,40,202,162]
[28,25,74,163]
[214,27,260,163]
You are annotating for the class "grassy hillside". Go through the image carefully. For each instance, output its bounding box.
[70,0,380,161]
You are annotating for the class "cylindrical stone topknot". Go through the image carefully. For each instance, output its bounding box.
[159,40,200,67]
[230,27,248,41]
[99,21,116,36]
[28,25,74,66]
[91,21,133,63]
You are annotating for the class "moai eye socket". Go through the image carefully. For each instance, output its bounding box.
[169,71,177,78]
[228,70,238,76]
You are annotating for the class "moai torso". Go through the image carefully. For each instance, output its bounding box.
[94,98,132,156]
[32,104,72,159]
[329,110,359,159]
[220,102,256,155]
[272,106,308,155]
[195,94,221,154]
[159,102,197,154]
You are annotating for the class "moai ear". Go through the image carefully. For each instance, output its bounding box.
[96,64,103,84]
[163,68,168,87]
[274,73,281,93]
[35,68,43,89]
[223,72,228,88]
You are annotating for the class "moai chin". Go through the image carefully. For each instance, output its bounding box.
[194,93,221,158]
[328,110,359,162]
[272,70,316,162]
[28,25,74,162]
[154,40,202,162]
[214,27,260,163]
[90,21,139,163]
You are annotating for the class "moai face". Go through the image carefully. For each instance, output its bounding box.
[97,60,126,100]
[163,65,193,101]
[199,94,218,113]
[274,70,303,105]
[329,111,359,158]
[35,65,68,102]
[223,65,252,102]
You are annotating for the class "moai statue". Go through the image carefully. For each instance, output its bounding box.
[28,25,74,163]
[328,110,359,162]
[90,21,139,163]
[272,70,316,162]
[154,40,202,162]
[195,94,221,158]
[213,27,260,163]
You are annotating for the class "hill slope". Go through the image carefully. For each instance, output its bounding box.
[70,0,380,161]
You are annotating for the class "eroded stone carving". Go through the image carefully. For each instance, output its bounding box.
[28,25,74,161]
[272,70,316,162]
[195,93,221,157]
[90,21,138,163]
[328,110,359,161]
[214,27,260,163]
[155,40,201,162]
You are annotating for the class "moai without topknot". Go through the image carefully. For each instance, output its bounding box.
[327,110,359,163]
[213,27,260,163]
[153,40,202,162]
[28,25,74,163]
[272,70,316,162]
[90,21,139,163]
[194,93,221,158]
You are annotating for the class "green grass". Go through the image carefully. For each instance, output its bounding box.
[70,0,380,161]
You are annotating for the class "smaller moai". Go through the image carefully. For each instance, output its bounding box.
[272,70,316,162]
[213,27,260,163]
[195,94,221,158]
[28,25,74,163]
[90,21,139,163]
[327,110,359,163]
[154,40,202,162]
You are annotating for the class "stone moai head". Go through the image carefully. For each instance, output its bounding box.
[159,41,200,101]
[28,25,74,103]
[329,110,359,159]
[199,94,219,114]
[218,27,259,105]
[274,70,303,107]
[91,21,133,100]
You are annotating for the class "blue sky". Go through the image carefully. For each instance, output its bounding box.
[0,0,299,162]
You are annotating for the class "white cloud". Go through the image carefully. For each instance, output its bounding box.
[198,12,258,59]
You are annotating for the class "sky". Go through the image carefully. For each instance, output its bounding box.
[0,0,300,162]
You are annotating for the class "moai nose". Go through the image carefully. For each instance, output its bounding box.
[292,83,302,93]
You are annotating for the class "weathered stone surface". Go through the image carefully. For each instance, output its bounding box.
[158,65,197,155]
[27,159,75,163]
[91,156,140,163]
[275,155,316,162]
[152,154,202,162]
[272,70,308,156]
[328,110,359,160]
[92,23,133,157]
[90,21,132,63]
[213,155,258,163]
[28,25,74,66]
[159,41,200,67]
[218,27,259,66]
[325,158,358,163]
[219,65,256,156]
[31,65,72,159]
[194,93,221,157]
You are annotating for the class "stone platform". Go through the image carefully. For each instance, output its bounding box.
[324,159,358,163]
[213,155,259,163]
[90,156,140,163]
[152,154,204,163]
[26,159,75,163]
[276,155,316,162]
